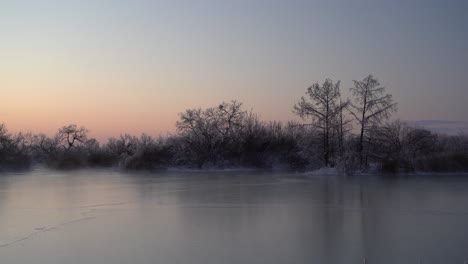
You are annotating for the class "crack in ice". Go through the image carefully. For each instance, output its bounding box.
[0,216,96,248]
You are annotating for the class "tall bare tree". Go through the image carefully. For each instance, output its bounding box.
[294,79,344,166]
[335,96,352,158]
[349,74,397,167]
[56,124,88,152]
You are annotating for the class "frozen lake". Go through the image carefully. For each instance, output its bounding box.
[1,168,467,264]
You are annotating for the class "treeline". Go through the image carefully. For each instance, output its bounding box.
[1,75,467,173]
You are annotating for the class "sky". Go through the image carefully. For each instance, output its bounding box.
[1,0,467,140]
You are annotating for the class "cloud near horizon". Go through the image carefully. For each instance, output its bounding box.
[405,120,468,135]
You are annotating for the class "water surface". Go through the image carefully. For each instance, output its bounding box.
[1,168,467,264]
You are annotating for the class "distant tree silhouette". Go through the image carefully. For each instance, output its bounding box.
[3,74,468,173]
[36,133,59,155]
[0,123,9,144]
[294,79,347,167]
[0,123,11,163]
[372,120,436,172]
[335,95,352,158]
[176,100,246,167]
[0,123,32,169]
[349,75,397,168]
[13,132,34,156]
[56,124,88,152]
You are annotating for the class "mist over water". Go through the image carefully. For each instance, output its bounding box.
[1,168,468,264]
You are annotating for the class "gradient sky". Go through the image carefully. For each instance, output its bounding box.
[1,0,467,140]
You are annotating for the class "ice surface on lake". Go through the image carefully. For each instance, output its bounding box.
[1,168,468,264]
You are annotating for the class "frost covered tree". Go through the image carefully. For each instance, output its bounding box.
[349,75,397,167]
[0,123,33,168]
[176,100,246,167]
[372,120,436,172]
[335,95,352,158]
[294,79,347,166]
[56,124,88,152]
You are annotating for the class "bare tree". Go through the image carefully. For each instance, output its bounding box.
[335,96,352,158]
[0,123,10,144]
[106,134,138,157]
[35,133,59,155]
[13,132,35,155]
[0,123,12,161]
[349,74,397,167]
[139,133,155,148]
[56,124,88,152]
[294,79,343,166]
[372,120,437,172]
[0,124,34,168]
[176,100,246,167]
[176,107,220,167]
[216,100,245,138]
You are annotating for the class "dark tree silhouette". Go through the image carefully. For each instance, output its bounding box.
[2,74,468,173]
[335,95,352,158]
[349,75,397,168]
[36,133,59,155]
[56,124,88,152]
[176,100,246,167]
[294,79,345,166]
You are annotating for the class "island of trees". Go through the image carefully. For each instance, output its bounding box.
[1,75,467,174]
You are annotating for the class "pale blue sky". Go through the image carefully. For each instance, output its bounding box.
[1,0,467,138]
